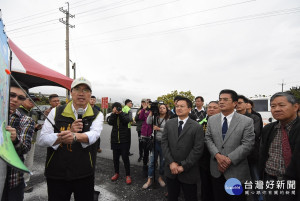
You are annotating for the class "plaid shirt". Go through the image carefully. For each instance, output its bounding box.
[265,118,297,177]
[7,109,35,189]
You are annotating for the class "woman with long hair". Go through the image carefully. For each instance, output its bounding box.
[142,104,169,189]
[139,101,153,174]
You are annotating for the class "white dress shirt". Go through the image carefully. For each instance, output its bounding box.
[221,111,235,128]
[194,107,205,112]
[178,116,189,129]
[38,104,103,150]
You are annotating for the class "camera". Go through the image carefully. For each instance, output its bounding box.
[116,106,122,112]
[148,100,164,116]
[111,102,123,113]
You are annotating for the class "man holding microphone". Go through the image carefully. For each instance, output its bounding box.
[38,77,103,201]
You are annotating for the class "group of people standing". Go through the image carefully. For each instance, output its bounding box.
[2,75,299,201]
[112,90,299,201]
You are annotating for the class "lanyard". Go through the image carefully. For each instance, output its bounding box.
[156,117,165,127]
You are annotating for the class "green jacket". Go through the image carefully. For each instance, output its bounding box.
[122,105,132,128]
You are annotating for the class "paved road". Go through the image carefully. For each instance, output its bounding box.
[24,124,170,201]
[98,124,143,166]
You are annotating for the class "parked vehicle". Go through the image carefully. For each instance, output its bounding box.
[32,105,50,120]
[251,97,274,126]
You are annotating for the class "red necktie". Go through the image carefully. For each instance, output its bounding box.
[281,126,292,168]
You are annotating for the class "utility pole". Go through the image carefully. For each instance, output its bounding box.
[278,80,286,92]
[59,2,75,102]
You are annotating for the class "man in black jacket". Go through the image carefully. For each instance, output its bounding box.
[109,102,132,185]
[191,96,206,123]
[284,138,300,201]
[236,95,262,201]
[259,92,299,201]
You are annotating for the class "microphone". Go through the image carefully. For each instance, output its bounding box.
[77,108,85,133]
[77,108,85,119]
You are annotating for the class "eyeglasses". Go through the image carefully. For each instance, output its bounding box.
[219,98,232,102]
[237,102,245,104]
[10,92,26,101]
[73,87,91,94]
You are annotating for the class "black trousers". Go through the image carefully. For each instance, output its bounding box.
[263,172,296,201]
[141,137,151,166]
[1,181,25,201]
[211,175,246,201]
[128,128,131,153]
[199,166,214,201]
[166,177,198,201]
[46,176,94,201]
[112,146,130,176]
[137,131,143,158]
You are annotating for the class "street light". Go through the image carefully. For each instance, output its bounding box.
[72,62,76,79]
[69,59,76,79]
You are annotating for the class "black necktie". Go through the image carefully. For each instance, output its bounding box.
[178,121,184,136]
[222,117,228,140]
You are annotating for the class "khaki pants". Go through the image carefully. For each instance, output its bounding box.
[24,143,35,183]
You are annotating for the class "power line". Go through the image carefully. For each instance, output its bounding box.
[74,0,256,39]
[75,7,300,46]
[9,6,300,49]
[72,0,96,6]
[7,19,59,32]
[5,0,98,24]
[7,0,180,37]
[286,80,300,84]
[6,9,57,25]
[76,0,146,16]
[8,26,62,39]
[78,0,178,20]
[72,0,133,9]
[5,0,155,34]
[6,0,133,25]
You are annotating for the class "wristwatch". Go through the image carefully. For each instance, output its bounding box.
[72,133,77,143]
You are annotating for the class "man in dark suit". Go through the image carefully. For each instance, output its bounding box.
[205,89,255,201]
[162,97,204,201]
[259,92,299,201]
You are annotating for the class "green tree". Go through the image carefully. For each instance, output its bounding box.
[35,95,48,105]
[60,100,66,106]
[157,90,195,108]
[287,86,300,103]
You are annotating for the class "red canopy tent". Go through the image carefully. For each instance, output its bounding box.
[8,38,73,90]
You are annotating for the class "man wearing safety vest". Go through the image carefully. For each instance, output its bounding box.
[122,99,133,156]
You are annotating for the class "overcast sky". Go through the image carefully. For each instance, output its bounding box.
[1,0,300,105]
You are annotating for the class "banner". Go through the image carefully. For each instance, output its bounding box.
[101,97,108,109]
[0,17,9,198]
[0,18,29,197]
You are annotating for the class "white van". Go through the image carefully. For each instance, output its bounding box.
[251,97,274,126]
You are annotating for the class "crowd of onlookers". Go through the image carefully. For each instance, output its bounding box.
[2,76,299,201]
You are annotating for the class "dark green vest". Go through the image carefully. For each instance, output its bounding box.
[45,102,99,180]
